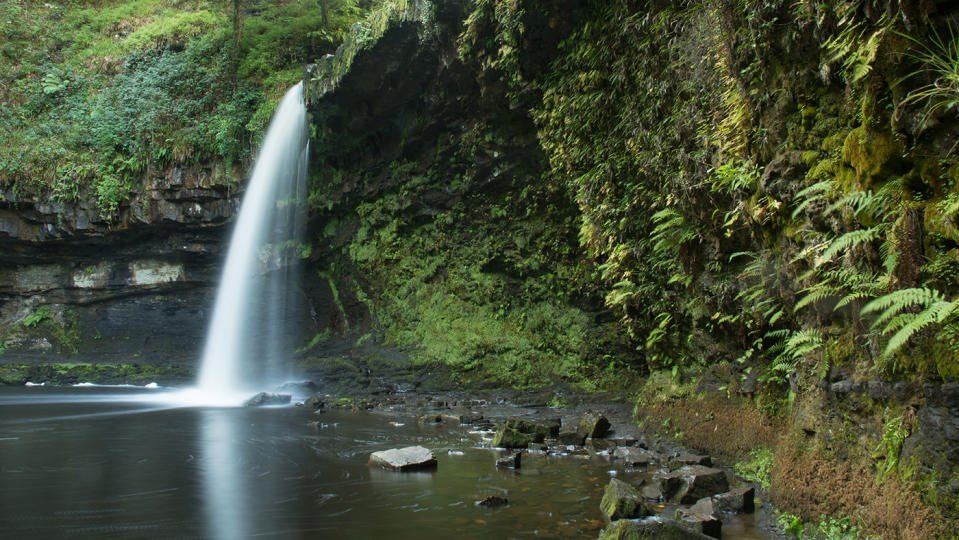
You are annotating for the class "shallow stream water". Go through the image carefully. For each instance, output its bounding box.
[0,386,769,539]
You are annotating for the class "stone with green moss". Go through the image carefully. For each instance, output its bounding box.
[492,426,532,449]
[600,479,651,521]
[598,517,711,540]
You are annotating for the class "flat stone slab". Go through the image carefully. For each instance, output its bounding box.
[369,446,437,471]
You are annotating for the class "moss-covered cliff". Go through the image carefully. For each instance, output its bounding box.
[301,0,959,535]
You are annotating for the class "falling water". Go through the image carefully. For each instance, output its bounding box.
[196,83,309,405]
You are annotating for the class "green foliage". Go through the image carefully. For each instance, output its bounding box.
[777,512,875,540]
[735,447,775,490]
[860,287,959,365]
[873,414,908,482]
[23,306,52,328]
[898,23,959,130]
[821,3,889,84]
[0,0,377,216]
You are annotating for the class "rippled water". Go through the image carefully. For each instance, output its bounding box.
[0,387,769,539]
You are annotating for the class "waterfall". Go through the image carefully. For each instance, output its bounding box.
[196,83,309,405]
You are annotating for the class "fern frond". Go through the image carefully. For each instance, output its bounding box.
[818,226,884,264]
[835,291,871,310]
[861,287,943,319]
[882,300,959,358]
[791,180,833,220]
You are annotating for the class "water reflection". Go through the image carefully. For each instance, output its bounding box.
[200,408,251,540]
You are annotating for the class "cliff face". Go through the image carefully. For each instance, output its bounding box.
[0,163,239,366]
[300,0,959,532]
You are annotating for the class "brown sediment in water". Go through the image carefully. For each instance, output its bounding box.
[637,393,949,539]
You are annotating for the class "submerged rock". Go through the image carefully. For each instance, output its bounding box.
[600,479,652,520]
[658,465,729,504]
[368,446,437,471]
[476,495,508,507]
[598,517,713,539]
[243,392,291,407]
[496,451,522,469]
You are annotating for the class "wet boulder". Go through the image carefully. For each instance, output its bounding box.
[558,429,587,446]
[675,508,722,539]
[598,517,713,539]
[243,392,291,407]
[368,446,437,471]
[492,426,533,449]
[641,483,664,501]
[614,447,658,468]
[659,466,729,504]
[710,486,755,513]
[600,479,653,520]
[303,394,326,410]
[588,439,618,453]
[505,417,561,440]
[496,451,522,469]
[578,411,611,439]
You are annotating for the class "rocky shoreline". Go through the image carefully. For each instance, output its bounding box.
[290,387,786,539]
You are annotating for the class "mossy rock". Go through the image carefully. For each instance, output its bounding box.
[598,517,711,540]
[600,478,652,521]
[842,126,901,181]
[492,426,532,449]
[505,417,560,440]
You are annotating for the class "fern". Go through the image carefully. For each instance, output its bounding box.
[861,287,959,360]
[818,226,885,264]
[791,180,832,220]
[651,208,697,254]
[762,329,824,383]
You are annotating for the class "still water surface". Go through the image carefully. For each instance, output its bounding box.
[0,387,767,539]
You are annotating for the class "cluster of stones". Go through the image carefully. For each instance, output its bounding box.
[598,450,755,539]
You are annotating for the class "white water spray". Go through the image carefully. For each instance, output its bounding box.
[195,83,309,406]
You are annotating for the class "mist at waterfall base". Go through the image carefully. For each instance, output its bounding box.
[183,82,309,407]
